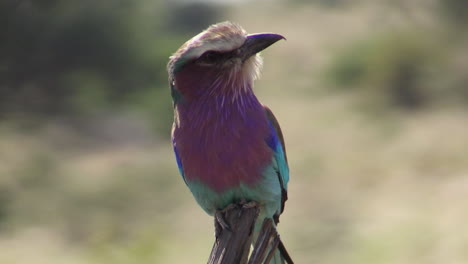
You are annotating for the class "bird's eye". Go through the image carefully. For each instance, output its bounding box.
[198,51,222,64]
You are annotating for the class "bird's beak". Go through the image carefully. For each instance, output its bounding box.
[239,33,285,61]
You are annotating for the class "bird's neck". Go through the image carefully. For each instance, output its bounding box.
[175,86,262,130]
[175,62,259,98]
[173,62,265,128]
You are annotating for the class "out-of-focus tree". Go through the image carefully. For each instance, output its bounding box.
[439,0,468,27]
[325,31,445,110]
[0,0,223,133]
[166,2,224,34]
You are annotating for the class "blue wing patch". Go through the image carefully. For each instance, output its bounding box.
[266,123,280,151]
[264,106,289,216]
[266,120,289,188]
[172,139,187,185]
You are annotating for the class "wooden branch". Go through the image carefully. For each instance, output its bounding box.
[208,203,260,264]
[207,203,294,264]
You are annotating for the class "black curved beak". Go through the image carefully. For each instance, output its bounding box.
[239,33,285,61]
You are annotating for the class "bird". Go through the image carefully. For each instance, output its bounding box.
[168,21,289,263]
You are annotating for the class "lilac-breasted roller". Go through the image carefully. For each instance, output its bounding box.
[168,21,289,263]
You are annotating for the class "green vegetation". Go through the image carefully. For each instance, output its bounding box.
[325,30,451,109]
[0,0,222,133]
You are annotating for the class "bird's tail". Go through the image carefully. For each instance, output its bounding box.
[268,247,285,264]
[251,217,291,264]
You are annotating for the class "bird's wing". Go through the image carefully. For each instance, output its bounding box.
[263,105,289,218]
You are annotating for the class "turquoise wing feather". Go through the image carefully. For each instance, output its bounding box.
[263,105,289,216]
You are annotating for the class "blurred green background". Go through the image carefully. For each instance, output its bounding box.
[1,0,468,263]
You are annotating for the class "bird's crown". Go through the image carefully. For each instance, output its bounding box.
[168,21,247,76]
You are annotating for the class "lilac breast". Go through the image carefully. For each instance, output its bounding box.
[173,96,272,193]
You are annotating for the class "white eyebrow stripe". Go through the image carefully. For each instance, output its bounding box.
[183,34,246,61]
[168,22,250,75]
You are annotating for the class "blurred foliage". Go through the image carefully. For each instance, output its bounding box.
[0,143,181,244]
[0,0,223,134]
[439,0,468,27]
[290,0,350,8]
[324,30,451,109]
[166,2,225,34]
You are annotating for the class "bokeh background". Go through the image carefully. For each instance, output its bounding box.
[1,0,468,263]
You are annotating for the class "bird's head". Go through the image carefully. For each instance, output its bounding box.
[168,21,284,101]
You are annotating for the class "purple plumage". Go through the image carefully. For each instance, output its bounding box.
[173,62,273,192]
[168,21,290,264]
